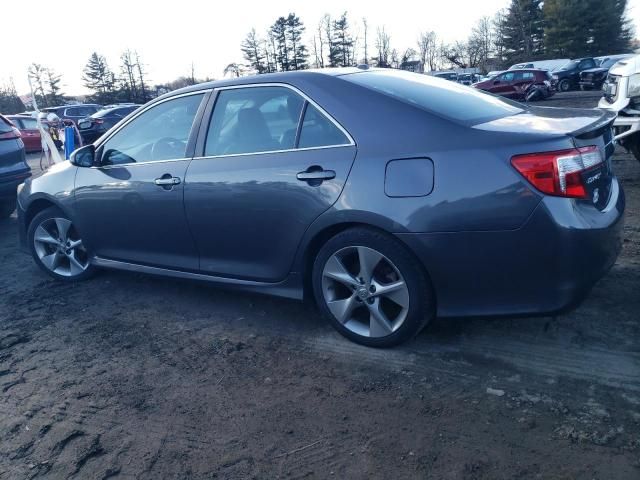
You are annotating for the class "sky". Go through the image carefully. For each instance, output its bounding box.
[2,0,640,96]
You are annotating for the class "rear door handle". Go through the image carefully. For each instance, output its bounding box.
[154,176,181,186]
[296,169,336,182]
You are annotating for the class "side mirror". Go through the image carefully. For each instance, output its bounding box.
[70,144,95,167]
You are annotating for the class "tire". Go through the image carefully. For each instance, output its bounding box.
[558,79,570,92]
[630,135,640,164]
[27,206,97,281]
[312,227,435,347]
[0,196,16,219]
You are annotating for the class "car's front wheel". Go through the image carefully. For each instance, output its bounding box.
[28,207,96,281]
[312,228,435,347]
[558,79,570,92]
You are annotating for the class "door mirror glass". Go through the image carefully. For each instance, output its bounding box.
[70,144,95,167]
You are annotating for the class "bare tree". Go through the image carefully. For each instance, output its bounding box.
[223,63,242,78]
[134,51,148,103]
[362,17,369,65]
[375,27,391,67]
[417,31,439,71]
[469,17,493,71]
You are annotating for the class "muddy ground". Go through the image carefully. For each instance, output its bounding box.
[1,91,639,479]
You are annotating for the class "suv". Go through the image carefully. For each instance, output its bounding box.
[579,54,634,90]
[599,54,640,162]
[42,104,101,125]
[472,69,555,101]
[552,58,598,92]
[0,114,31,218]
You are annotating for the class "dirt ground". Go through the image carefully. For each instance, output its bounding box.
[1,91,639,479]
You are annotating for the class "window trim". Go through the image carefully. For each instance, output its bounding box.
[92,89,211,169]
[194,82,355,160]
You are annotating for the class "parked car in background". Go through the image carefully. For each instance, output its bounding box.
[17,68,622,347]
[473,69,555,101]
[78,105,141,143]
[7,115,41,152]
[579,54,634,90]
[599,54,640,163]
[457,73,480,85]
[478,71,502,82]
[432,71,458,82]
[509,59,569,72]
[552,58,598,91]
[42,104,101,126]
[0,114,30,219]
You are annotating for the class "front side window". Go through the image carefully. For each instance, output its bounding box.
[500,72,515,82]
[205,87,304,156]
[100,93,204,165]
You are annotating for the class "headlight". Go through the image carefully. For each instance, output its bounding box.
[552,74,558,80]
[629,73,640,100]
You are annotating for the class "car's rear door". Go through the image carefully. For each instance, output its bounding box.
[184,85,356,282]
[73,91,209,270]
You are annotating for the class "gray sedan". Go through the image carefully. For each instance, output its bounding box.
[16,68,624,347]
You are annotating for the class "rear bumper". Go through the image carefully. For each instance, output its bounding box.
[398,179,625,318]
[0,169,31,199]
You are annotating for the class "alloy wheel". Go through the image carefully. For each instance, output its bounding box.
[33,217,89,277]
[321,246,410,338]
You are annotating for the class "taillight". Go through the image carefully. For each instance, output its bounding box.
[511,146,602,199]
[0,126,21,140]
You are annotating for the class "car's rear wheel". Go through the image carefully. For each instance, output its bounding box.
[28,207,96,281]
[312,228,434,347]
[0,197,16,219]
[558,79,570,92]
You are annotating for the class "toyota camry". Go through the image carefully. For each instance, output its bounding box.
[17,68,624,347]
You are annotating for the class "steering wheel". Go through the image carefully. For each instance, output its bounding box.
[150,137,183,161]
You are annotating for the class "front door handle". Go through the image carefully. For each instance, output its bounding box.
[296,167,336,183]
[154,175,181,190]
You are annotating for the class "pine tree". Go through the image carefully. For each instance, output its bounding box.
[286,13,309,70]
[242,29,268,74]
[45,68,64,106]
[501,0,544,63]
[0,80,26,114]
[271,17,290,71]
[544,0,632,57]
[329,12,354,67]
[82,52,117,104]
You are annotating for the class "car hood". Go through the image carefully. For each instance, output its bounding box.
[473,106,615,136]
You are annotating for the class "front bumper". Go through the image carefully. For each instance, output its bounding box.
[398,179,625,318]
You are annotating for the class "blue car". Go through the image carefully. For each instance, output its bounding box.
[16,68,623,347]
[0,114,30,219]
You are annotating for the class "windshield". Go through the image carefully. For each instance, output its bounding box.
[343,69,523,125]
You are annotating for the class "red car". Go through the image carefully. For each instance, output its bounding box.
[7,115,41,152]
[473,69,555,101]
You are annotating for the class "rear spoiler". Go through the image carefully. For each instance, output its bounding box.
[572,110,616,139]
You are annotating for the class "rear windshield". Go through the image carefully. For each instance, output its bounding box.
[343,69,523,125]
[0,116,13,133]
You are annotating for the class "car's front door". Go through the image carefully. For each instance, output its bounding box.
[491,72,515,96]
[184,85,356,282]
[73,91,208,270]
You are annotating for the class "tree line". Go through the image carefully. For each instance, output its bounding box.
[234,0,633,75]
[0,0,634,115]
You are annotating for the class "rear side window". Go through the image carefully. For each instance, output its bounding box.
[522,72,534,80]
[205,86,304,156]
[299,104,350,148]
[344,70,523,125]
[21,118,37,129]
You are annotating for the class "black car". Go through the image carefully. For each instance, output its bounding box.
[552,58,598,92]
[0,114,30,219]
[42,104,101,125]
[579,55,634,90]
[78,105,141,143]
